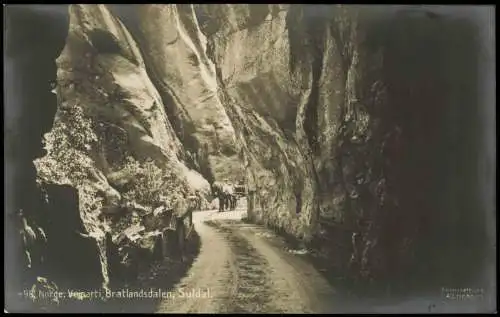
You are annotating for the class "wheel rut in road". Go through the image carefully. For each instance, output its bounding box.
[205,220,277,313]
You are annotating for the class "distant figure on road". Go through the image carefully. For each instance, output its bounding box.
[187,190,202,212]
[212,180,238,212]
[194,190,202,210]
[224,180,238,210]
[222,181,236,211]
[212,181,226,212]
[234,180,246,198]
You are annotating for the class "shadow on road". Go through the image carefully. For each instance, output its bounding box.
[89,230,202,314]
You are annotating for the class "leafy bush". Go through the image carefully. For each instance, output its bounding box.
[36,104,98,184]
[34,103,104,215]
[120,157,191,212]
[95,121,131,167]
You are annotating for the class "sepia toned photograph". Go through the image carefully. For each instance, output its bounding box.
[4,4,496,314]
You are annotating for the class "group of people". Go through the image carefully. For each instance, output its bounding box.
[212,180,238,212]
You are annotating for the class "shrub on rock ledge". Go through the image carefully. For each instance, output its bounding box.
[119,156,192,213]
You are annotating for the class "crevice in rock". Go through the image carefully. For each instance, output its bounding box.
[89,28,123,55]
[285,6,304,76]
[303,17,327,155]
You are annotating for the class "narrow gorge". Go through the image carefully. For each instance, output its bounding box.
[5,4,494,313]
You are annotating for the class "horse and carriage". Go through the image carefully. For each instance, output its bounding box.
[211,180,245,212]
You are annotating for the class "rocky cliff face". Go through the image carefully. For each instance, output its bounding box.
[109,4,244,184]
[193,4,319,239]
[33,4,211,291]
[191,3,380,266]
[191,4,485,285]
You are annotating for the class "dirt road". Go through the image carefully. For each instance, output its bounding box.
[155,205,339,313]
[154,204,493,314]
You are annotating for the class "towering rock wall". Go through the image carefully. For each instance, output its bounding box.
[110,4,244,184]
[33,4,210,291]
[192,4,485,285]
[191,5,317,239]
